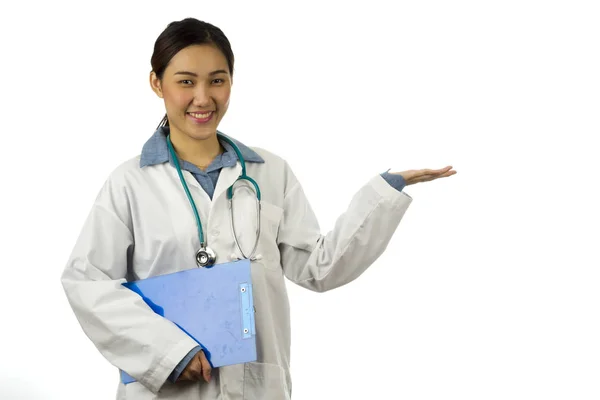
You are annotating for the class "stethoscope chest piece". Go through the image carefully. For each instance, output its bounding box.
[196,246,216,268]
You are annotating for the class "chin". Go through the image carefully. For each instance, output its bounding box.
[185,127,217,141]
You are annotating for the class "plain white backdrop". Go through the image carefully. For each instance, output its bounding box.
[1,1,599,399]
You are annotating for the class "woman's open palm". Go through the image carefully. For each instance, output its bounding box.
[391,166,456,185]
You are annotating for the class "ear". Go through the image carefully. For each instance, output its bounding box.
[149,71,164,98]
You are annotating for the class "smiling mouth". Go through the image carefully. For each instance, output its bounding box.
[187,111,214,122]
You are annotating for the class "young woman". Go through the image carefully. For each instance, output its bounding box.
[61,17,456,400]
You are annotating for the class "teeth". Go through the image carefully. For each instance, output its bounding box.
[189,112,212,119]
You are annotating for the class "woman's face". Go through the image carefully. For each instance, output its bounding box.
[150,44,232,141]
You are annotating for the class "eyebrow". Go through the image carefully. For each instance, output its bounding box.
[173,70,228,77]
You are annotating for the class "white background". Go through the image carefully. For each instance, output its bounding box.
[1,1,599,399]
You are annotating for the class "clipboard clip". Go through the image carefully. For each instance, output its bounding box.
[239,283,256,339]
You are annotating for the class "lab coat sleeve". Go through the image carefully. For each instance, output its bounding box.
[278,163,413,292]
[60,176,199,394]
[168,346,202,383]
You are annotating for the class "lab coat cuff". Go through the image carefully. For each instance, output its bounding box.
[168,345,202,383]
[141,337,200,393]
[371,173,413,205]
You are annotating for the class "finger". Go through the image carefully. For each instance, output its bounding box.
[425,166,455,176]
[426,166,455,176]
[199,351,212,383]
[178,363,195,382]
[422,168,456,179]
[409,170,439,180]
[409,170,455,184]
[437,170,457,178]
[178,368,195,382]
[410,173,445,184]
[187,357,204,382]
[409,175,436,184]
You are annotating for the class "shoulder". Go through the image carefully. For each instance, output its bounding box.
[246,146,301,199]
[250,146,285,165]
[248,146,297,180]
[93,155,147,206]
[104,155,144,186]
[83,156,143,228]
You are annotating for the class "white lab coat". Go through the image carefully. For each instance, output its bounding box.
[61,144,412,399]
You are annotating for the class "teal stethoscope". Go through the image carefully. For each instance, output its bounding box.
[166,133,262,268]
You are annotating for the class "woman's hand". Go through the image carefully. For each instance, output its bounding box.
[177,350,212,383]
[391,166,456,185]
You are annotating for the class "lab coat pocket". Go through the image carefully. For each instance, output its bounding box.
[243,362,290,400]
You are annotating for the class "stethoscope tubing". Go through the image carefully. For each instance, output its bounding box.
[166,132,262,266]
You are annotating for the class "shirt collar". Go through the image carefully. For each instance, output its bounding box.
[140,125,264,168]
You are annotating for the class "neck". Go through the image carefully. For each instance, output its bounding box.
[169,129,224,170]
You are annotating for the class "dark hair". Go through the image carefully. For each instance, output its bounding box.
[151,18,235,129]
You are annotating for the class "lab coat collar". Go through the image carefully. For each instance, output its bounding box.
[139,125,264,168]
[212,158,242,204]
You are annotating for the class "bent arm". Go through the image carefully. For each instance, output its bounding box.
[278,167,412,292]
[61,197,198,393]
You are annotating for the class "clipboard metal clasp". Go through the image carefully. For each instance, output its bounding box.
[240,283,255,339]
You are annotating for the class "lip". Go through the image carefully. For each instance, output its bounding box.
[187,111,214,123]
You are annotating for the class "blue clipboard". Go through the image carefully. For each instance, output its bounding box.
[119,259,257,384]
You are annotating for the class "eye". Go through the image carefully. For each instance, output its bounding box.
[212,79,224,84]
[179,79,193,85]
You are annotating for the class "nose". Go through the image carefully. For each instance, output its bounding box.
[192,83,212,107]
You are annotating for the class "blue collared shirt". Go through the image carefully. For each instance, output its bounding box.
[140,126,406,382]
[141,126,266,200]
